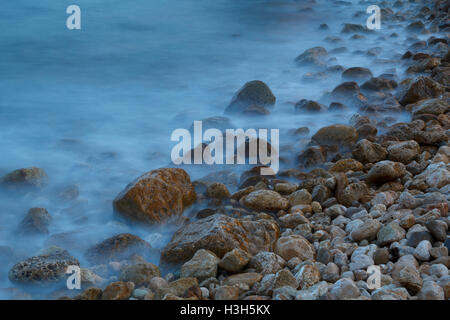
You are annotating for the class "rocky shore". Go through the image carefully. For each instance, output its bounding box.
[1,0,450,300]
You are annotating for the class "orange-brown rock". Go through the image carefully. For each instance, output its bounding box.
[113,168,196,225]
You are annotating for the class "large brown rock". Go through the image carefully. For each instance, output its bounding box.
[398,77,445,105]
[312,125,358,147]
[113,168,196,225]
[160,214,280,265]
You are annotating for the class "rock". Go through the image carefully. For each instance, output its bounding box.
[406,229,433,248]
[298,146,326,167]
[113,168,196,225]
[417,281,445,300]
[406,21,425,32]
[377,222,406,246]
[101,281,134,300]
[249,252,286,275]
[342,67,373,81]
[397,265,422,294]
[214,285,240,300]
[351,219,381,242]
[242,104,271,116]
[258,269,298,296]
[85,233,152,265]
[329,81,367,107]
[361,77,397,92]
[352,139,387,164]
[341,23,369,33]
[288,189,312,206]
[426,220,448,242]
[9,247,79,285]
[225,80,276,114]
[330,159,363,173]
[274,235,315,262]
[1,167,48,190]
[161,214,280,265]
[223,272,263,287]
[413,240,431,261]
[243,190,289,212]
[387,141,420,164]
[374,248,390,265]
[75,287,103,300]
[367,161,406,184]
[295,99,328,113]
[18,208,52,235]
[206,183,230,199]
[274,182,297,195]
[398,77,445,105]
[219,248,251,273]
[157,277,199,299]
[420,162,450,188]
[279,212,309,229]
[119,263,161,286]
[337,182,371,207]
[329,278,360,300]
[295,264,321,289]
[312,124,358,147]
[181,249,220,281]
[410,99,449,116]
[323,262,340,283]
[295,47,328,67]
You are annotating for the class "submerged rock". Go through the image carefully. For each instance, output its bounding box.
[342,67,373,81]
[18,208,52,235]
[85,233,152,265]
[295,47,328,67]
[113,168,196,225]
[224,80,276,114]
[1,167,48,191]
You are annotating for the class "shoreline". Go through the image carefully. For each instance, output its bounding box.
[1,0,449,300]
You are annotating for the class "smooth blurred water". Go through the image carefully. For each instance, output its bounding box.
[0,0,415,297]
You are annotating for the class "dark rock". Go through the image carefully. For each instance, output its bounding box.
[18,208,52,235]
[295,99,328,113]
[225,81,275,114]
